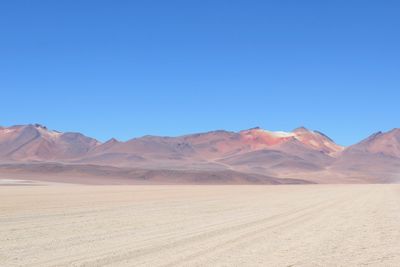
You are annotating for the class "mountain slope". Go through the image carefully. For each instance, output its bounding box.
[82,127,343,168]
[0,124,100,161]
[1,124,399,184]
[343,129,400,157]
[332,129,400,183]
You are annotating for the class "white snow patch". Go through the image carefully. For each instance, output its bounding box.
[258,129,295,138]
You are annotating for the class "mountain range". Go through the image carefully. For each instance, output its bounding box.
[0,124,399,184]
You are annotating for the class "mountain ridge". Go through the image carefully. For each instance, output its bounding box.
[0,124,399,184]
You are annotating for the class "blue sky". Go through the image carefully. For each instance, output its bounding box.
[1,1,399,145]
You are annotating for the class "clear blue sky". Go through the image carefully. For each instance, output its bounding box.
[1,1,399,145]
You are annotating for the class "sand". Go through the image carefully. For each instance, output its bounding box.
[1,184,400,266]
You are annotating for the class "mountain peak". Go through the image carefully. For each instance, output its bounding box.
[365,131,383,142]
[344,129,400,158]
[246,126,262,131]
[33,123,48,130]
[105,138,119,144]
[293,126,310,133]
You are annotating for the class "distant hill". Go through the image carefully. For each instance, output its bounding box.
[0,124,399,184]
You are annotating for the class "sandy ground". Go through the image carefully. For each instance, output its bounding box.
[1,184,400,266]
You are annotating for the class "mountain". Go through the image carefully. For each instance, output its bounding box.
[0,124,399,184]
[332,129,400,183]
[0,124,100,162]
[238,127,343,156]
[82,127,342,167]
[343,129,400,157]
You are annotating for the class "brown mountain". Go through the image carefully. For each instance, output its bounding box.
[0,124,99,162]
[0,124,399,184]
[343,129,400,157]
[332,129,400,183]
[82,127,342,167]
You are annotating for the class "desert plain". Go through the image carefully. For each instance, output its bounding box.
[1,182,400,266]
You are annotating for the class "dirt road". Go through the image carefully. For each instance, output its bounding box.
[1,184,400,266]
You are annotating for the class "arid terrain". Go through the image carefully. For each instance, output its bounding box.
[1,124,400,266]
[2,183,400,266]
[1,124,400,184]
[3,0,399,265]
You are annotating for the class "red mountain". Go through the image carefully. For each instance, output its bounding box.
[0,124,399,184]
